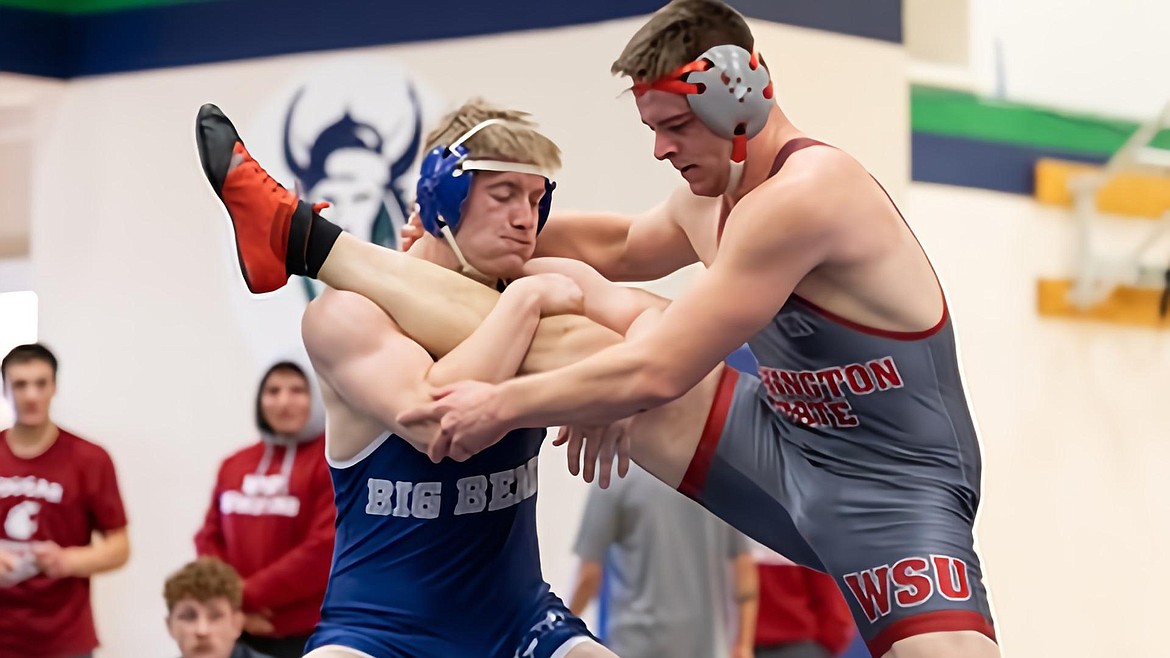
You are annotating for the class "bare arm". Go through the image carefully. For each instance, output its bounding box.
[319,234,623,378]
[492,176,839,430]
[42,527,130,578]
[535,189,700,281]
[193,470,228,559]
[732,553,760,656]
[76,528,130,576]
[303,283,547,457]
[522,257,671,336]
[568,559,604,616]
[427,273,584,385]
[305,272,605,459]
[569,480,622,614]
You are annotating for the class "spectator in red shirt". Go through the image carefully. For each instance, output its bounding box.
[753,542,857,658]
[0,343,131,658]
[194,361,334,658]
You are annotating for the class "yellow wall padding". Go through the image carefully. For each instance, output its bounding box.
[1035,158,1170,219]
[1037,278,1170,327]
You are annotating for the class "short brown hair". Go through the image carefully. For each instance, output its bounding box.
[163,558,243,613]
[1,343,57,383]
[612,0,755,81]
[423,97,561,172]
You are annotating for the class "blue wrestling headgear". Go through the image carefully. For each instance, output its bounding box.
[415,118,557,238]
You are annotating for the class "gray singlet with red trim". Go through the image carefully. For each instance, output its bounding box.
[680,139,996,657]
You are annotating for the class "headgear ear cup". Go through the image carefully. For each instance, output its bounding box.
[634,45,774,164]
[416,143,474,236]
[683,45,774,162]
[414,119,557,237]
[538,179,556,228]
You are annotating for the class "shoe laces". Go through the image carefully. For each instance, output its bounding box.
[236,148,290,200]
[239,147,329,214]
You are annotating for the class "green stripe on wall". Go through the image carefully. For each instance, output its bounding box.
[912,86,1170,157]
[0,0,216,13]
[0,0,67,9]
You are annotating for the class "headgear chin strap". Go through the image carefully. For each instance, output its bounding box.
[633,44,774,165]
[438,225,494,285]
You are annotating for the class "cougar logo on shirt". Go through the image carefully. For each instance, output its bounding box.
[843,555,972,623]
[365,456,539,520]
[758,356,904,428]
[220,474,302,517]
[3,501,41,541]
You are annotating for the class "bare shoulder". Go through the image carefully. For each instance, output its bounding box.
[303,292,405,459]
[763,145,868,202]
[302,288,404,364]
[304,287,386,326]
[301,288,431,455]
[734,146,871,241]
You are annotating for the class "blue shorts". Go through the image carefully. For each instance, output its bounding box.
[304,591,596,658]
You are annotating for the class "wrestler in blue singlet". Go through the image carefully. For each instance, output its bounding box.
[305,427,593,658]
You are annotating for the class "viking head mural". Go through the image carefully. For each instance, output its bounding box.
[282,83,423,251]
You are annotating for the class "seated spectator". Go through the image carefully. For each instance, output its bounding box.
[164,557,277,658]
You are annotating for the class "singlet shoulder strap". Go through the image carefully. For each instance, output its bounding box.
[768,137,829,178]
[717,138,831,244]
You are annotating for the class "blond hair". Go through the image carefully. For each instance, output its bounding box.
[424,98,561,172]
[612,0,755,81]
[163,558,243,613]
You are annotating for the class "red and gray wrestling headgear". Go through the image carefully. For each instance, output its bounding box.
[633,44,774,164]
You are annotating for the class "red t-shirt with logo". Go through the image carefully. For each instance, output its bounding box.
[0,428,128,658]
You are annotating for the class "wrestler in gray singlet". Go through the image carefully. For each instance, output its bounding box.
[680,139,996,657]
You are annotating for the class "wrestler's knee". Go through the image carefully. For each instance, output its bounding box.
[626,364,724,486]
[884,631,999,658]
[302,648,373,658]
[563,640,620,658]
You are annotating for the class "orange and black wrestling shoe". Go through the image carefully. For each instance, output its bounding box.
[196,103,301,294]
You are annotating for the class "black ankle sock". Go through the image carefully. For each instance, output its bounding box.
[285,202,311,277]
[285,202,342,279]
[305,212,342,278]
